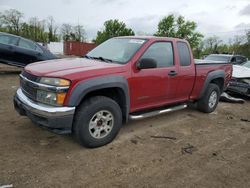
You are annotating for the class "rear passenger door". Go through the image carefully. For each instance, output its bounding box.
[175,41,196,100]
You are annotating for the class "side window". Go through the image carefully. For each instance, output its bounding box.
[0,35,18,45]
[236,56,246,64]
[231,57,236,63]
[140,42,174,68]
[18,39,37,51]
[35,45,44,53]
[177,42,191,66]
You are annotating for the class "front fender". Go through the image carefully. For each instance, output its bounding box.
[67,76,130,119]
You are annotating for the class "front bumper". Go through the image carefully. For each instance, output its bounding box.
[227,81,250,97]
[14,88,75,130]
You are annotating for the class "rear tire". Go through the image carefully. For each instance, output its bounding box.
[197,83,220,113]
[73,96,122,148]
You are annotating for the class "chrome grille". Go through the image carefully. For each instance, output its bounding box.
[20,71,39,101]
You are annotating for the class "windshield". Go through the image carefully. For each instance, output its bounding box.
[243,61,250,68]
[86,38,146,64]
[204,55,231,62]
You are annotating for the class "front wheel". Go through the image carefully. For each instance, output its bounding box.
[197,83,220,113]
[73,96,122,148]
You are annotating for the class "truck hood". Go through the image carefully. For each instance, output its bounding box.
[24,58,126,80]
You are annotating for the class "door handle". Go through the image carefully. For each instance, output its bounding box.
[168,70,177,76]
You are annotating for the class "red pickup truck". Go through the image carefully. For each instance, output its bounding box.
[14,36,232,148]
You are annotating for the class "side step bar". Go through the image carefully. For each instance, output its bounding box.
[129,104,187,120]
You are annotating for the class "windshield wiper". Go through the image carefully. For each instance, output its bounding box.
[92,56,113,63]
[83,55,114,63]
[83,55,93,59]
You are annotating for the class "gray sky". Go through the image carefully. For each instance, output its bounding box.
[0,0,250,41]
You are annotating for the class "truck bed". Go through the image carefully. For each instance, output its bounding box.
[190,61,232,100]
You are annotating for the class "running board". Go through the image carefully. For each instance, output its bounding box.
[129,104,187,120]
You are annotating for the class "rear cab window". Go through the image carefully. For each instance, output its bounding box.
[140,42,174,68]
[177,42,191,66]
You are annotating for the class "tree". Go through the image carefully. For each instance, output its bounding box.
[247,30,250,44]
[47,16,59,42]
[95,19,135,44]
[155,14,203,49]
[155,15,175,37]
[203,36,223,54]
[23,17,47,42]
[74,24,86,42]
[61,23,73,41]
[0,9,23,35]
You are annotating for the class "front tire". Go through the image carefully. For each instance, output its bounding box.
[197,83,220,113]
[73,96,122,148]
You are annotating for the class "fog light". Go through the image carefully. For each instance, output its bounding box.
[37,90,57,105]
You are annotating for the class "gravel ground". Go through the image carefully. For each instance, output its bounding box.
[1,64,250,188]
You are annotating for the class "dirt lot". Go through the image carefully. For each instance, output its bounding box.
[1,65,250,188]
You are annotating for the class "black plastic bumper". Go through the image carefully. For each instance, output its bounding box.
[227,81,250,97]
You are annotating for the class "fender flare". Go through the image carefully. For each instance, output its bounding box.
[68,76,130,120]
[199,70,225,98]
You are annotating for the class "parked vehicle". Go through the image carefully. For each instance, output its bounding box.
[0,32,57,67]
[204,54,248,65]
[14,36,232,148]
[227,62,250,97]
[243,61,250,68]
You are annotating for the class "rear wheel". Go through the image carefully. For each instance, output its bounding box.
[197,83,220,113]
[73,96,122,148]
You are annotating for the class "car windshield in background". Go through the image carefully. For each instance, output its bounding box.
[204,55,231,62]
[86,38,146,64]
[243,61,250,68]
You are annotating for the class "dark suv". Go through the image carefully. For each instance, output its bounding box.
[0,32,57,67]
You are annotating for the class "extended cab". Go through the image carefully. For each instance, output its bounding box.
[14,36,232,148]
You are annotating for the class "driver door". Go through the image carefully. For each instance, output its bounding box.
[130,41,178,112]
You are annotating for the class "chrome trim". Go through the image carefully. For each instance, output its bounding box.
[16,88,75,117]
[129,104,187,120]
[20,74,69,92]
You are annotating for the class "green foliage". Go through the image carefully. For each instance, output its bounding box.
[61,23,72,41]
[73,24,86,42]
[20,18,48,43]
[0,9,23,35]
[0,9,60,43]
[155,14,203,49]
[95,19,135,44]
[197,32,250,59]
[47,16,59,42]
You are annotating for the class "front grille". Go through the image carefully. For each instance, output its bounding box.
[21,70,39,82]
[20,71,39,101]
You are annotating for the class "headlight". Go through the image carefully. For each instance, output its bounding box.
[37,77,70,106]
[37,90,67,106]
[242,79,250,84]
[40,77,70,86]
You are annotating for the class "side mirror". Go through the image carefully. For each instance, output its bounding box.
[137,58,157,70]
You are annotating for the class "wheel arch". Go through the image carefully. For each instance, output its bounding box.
[199,70,225,98]
[68,76,130,122]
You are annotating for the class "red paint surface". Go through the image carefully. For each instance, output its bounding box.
[25,37,232,113]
